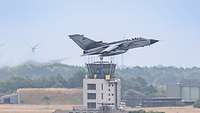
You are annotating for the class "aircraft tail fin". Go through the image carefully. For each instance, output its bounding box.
[69,34,96,50]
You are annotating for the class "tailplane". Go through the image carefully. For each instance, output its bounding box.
[69,34,96,50]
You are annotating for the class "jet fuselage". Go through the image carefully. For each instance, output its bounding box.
[69,34,158,57]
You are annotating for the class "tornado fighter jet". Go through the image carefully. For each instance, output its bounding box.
[69,34,158,57]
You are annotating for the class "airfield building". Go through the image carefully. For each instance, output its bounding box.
[0,93,18,104]
[83,62,121,110]
[167,80,200,103]
[0,88,82,105]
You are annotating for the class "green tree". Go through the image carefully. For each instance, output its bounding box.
[67,69,86,88]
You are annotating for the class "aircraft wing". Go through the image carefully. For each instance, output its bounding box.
[101,43,123,52]
[102,40,134,52]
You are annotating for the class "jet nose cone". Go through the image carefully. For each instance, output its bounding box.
[150,39,159,44]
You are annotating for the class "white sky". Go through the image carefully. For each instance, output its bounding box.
[0,0,200,67]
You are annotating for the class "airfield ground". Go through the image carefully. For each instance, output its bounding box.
[0,104,78,113]
[126,106,200,113]
[0,105,200,113]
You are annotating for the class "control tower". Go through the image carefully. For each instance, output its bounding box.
[83,60,121,110]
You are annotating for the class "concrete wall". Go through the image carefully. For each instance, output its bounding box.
[17,88,82,105]
[190,87,199,101]
[181,87,200,102]
[166,85,180,98]
[182,87,190,101]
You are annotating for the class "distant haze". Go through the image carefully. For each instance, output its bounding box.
[0,0,200,67]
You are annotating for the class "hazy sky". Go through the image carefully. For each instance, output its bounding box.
[0,0,200,67]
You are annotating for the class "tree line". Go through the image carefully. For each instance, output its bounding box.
[0,62,200,105]
[0,69,86,93]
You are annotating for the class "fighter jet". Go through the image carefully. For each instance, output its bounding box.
[69,34,158,57]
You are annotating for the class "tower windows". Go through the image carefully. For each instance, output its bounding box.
[87,93,96,99]
[87,102,96,109]
[87,84,96,90]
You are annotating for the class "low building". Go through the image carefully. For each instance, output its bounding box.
[166,80,200,102]
[125,91,182,107]
[0,88,82,105]
[17,88,82,105]
[142,97,182,107]
[0,93,18,104]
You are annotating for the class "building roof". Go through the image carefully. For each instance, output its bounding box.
[0,93,17,99]
[179,79,200,87]
[17,88,82,94]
